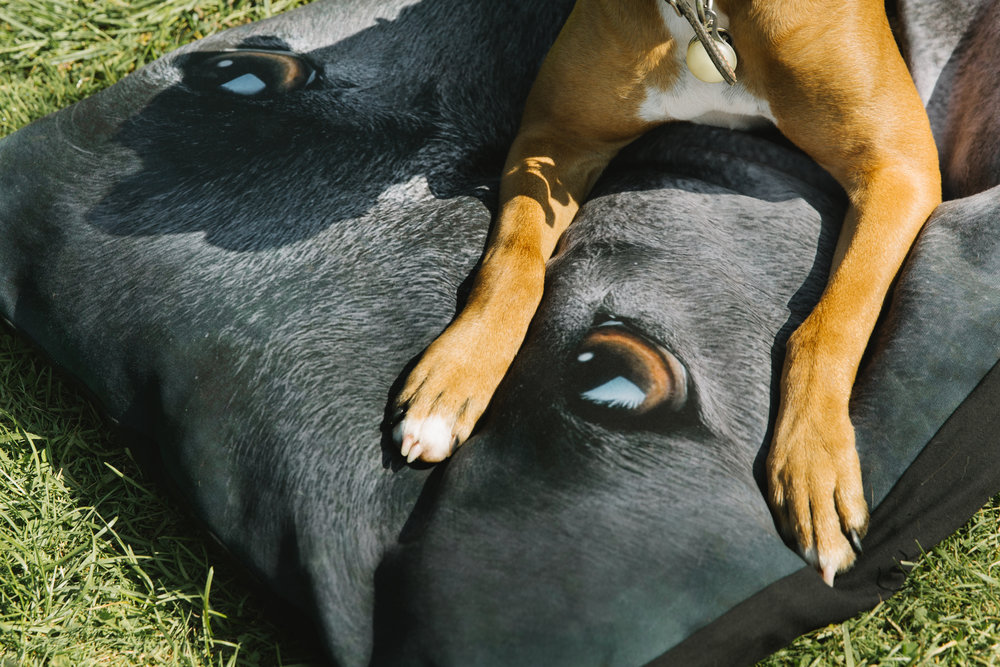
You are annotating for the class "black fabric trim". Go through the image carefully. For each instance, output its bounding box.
[649,357,1000,666]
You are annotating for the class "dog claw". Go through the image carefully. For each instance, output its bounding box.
[396,425,430,464]
[849,528,863,555]
[821,563,836,587]
[399,432,414,458]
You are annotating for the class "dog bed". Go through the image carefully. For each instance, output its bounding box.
[2,1,998,664]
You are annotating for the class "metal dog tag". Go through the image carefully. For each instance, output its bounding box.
[686,31,737,83]
[665,0,738,84]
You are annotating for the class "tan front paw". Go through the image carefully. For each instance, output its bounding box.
[392,333,506,464]
[766,406,869,586]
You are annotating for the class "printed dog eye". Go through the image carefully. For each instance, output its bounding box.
[183,50,318,98]
[569,323,688,419]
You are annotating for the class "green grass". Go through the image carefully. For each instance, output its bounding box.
[1,0,312,135]
[2,3,318,665]
[760,498,1000,666]
[0,333,317,666]
[2,1,1000,665]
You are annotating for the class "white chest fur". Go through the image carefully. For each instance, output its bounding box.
[639,3,775,129]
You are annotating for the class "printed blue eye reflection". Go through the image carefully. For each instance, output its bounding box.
[581,376,647,410]
[221,73,268,96]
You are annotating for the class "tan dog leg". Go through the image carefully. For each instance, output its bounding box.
[728,0,942,583]
[393,2,663,462]
[393,136,608,462]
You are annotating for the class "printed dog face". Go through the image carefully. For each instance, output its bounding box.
[372,124,847,664]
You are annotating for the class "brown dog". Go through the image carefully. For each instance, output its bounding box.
[393,0,941,585]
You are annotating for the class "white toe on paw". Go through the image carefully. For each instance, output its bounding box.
[817,545,853,587]
[413,415,455,461]
[395,415,454,462]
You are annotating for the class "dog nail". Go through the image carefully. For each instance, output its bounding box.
[849,529,863,555]
[399,432,412,455]
[406,443,423,464]
[821,564,836,587]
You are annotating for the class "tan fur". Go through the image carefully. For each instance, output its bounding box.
[396,0,941,582]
